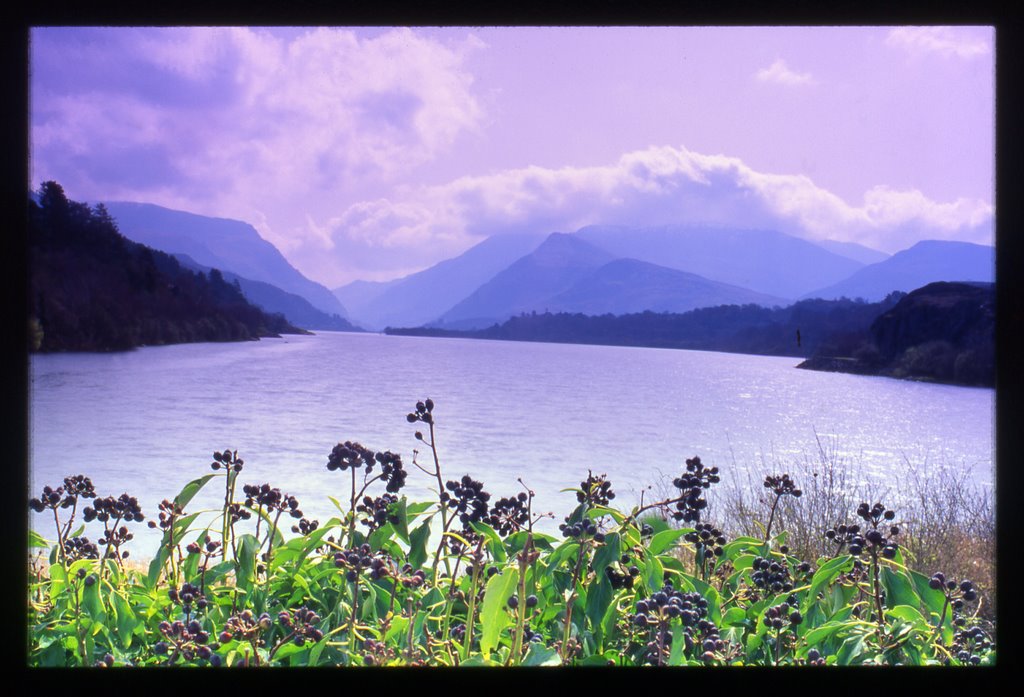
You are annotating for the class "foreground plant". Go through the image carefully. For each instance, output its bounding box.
[27,398,996,667]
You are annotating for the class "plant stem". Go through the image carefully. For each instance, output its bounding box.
[561,539,588,662]
[765,493,781,543]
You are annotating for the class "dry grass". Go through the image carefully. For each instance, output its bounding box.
[686,435,995,622]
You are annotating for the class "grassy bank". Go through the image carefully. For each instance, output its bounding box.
[27,399,995,667]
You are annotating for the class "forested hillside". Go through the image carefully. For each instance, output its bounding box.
[28,182,305,352]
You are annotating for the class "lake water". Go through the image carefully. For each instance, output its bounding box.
[28,331,995,559]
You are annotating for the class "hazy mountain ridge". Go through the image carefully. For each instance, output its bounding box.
[334,232,548,330]
[433,233,616,328]
[103,202,349,319]
[572,224,867,299]
[541,258,787,316]
[173,255,362,332]
[803,240,994,301]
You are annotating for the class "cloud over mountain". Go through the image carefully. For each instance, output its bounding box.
[324,145,993,270]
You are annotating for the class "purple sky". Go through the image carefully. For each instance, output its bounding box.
[30,26,994,287]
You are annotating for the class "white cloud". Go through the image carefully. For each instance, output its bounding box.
[755,59,814,86]
[886,27,991,59]
[30,27,485,254]
[317,144,993,279]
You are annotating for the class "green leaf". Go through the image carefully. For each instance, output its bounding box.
[173,473,216,509]
[522,643,562,666]
[802,555,853,614]
[584,573,613,638]
[405,500,435,518]
[687,576,722,626]
[909,569,947,619]
[731,553,756,571]
[886,605,928,629]
[478,567,519,657]
[235,534,260,592]
[641,554,664,595]
[470,520,507,563]
[803,620,855,647]
[82,574,105,622]
[669,623,687,665]
[459,656,501,667]
[308,636,329,666]
[546,541,581,571]
[881,566,921,611]
[110,591,138,648]
[648,528,692,555]
[368,522,396,553]
[391,497,410,544]
[590,532,621,576]
[586,505,625,524]
[29,530,51,548]
[836,632,868,666]
[722,607,748,627]
[408,521,431,570]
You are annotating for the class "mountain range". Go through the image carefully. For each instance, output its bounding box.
[97,201,994,334]
[103,202,351,322]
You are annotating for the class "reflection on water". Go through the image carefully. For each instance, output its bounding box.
[29,332,994,558]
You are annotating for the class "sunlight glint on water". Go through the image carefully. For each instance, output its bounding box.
[29,331,994,559]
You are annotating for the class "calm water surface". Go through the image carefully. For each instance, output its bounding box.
[29,332,994,558]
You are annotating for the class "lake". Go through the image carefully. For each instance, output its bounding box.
[28,331,994,559]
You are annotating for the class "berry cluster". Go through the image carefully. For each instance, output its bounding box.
[750,556,795,595]
[844,502,900,559]
[685,522,727,558]
[485,492,530,536]
[168,582,208,617]
[356,493,400,532]
[670,456,720,523]
[242,483,303,520]
[825,522,862,552]
[291,517,320,536]
[805,648,827,666]
[442,475,491,526]
[373,450,407,493]
[186,535,221,559]
[406,398,435,425]
[928,572,978,603]
[64,535,99,561]
[334,543,392,582]
[558,518,606,543]
[763,601,803,631]
[363,637,396,666]
[148,499,185,532]
[577,471,615,507]
[950,623,993,666]
[154,618,218,665]
[397,563,427,589]
[227,502,252,524]
[83,493,145,525]
[763,473,802,498]
[29,475,98,512]
[634,586,709,628]
[327,441,375,472]
[210,449,243,472]
[631,584,719,665]
[605,554,641,589]
[219,609,272,649]
[277,606,325,646]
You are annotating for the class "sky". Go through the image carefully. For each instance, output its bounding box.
[29,26,995,288]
